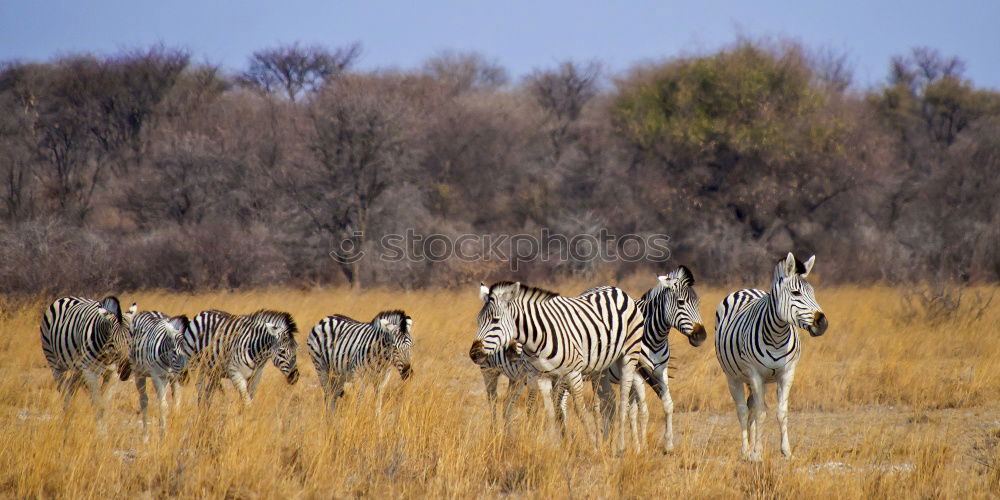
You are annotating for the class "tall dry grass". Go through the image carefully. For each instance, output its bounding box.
[1,282,998,498]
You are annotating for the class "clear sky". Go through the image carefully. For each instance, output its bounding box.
[1,0,997,90]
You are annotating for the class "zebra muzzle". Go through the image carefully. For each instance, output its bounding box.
[286,368,300,385]
[808,312,829,337]
[400,365,413,380]
[687,323,707,347]
[469,341,487,364]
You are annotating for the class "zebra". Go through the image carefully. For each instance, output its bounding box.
[472,341,556,427]
[592,266,707,453]
[40,296,137,421]
[129,311,190,440]
[178,309,232,381]
[469,282,645,452]
[307,310,414,415]
[197,309,300,407]
[715,252,828,461]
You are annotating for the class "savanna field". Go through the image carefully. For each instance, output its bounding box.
[1,280,998,498]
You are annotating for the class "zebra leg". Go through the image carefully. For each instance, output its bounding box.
[327,378,344,415]
[501,376,525,423]
[726,377,751,459]
[524,379,539,419]
[375,369,393,416]
[650,366,675,453]
[81,368,107,427]
[247,368,264,399]
[535,377,558,437]
[151,376,169,439]
[616,360,640,453]
[171,380,182,411]
[776,367,797,458]
[747,377,766,461]
[481,369,500,427]
[631,373,649,447]
[565,372,599,447]
[135,376,150,442]
[592,375,615,438]
[230,372,252,408]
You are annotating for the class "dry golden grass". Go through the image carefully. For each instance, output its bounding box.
[1,281,998,498]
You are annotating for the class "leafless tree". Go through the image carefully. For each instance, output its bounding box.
[422,51,508,95]
[239,42,361,102]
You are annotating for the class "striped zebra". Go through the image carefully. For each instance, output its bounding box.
[715,253,828,460]
[307,310,413,415]
[129,311,190,440]
[597,266,707,452]
[469,282,645,451]
[197,309,300,407]
[472,344,552,427]
[178,309,232,380]
[40,296,137,421]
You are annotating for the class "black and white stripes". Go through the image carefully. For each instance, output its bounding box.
[469,281,645,451]
[197,309,300,407]
[129,311,190,439]
[307,310,413,414]
[714,252,828,460]
[40,296,136,420]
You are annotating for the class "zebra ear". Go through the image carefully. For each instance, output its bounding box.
[101,296,122,321]
[783,252,797,277]
[678,265,695,286]
[803,255,816,277]
[658,275,675,288]
[405,317,413,331]
[168,315,189,334]
[379,318,392,331]
[479,283,490,302]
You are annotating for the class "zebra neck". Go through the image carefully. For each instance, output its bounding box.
[640,296,672,351]
[508,301,547,357]
[760,292,794,348]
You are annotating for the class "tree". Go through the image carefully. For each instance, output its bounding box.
[239,42,361,102]
[525,61,601,163]
[422,51,508,95]
[286,75,412,287]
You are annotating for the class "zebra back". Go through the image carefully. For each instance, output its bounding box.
[308,310,413,381]
[40,295,135,381]
[130,311,190,380]
[472,281,644,376]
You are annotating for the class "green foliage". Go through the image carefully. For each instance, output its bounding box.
[613,41,834,163]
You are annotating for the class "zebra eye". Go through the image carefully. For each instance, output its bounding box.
[790,290,802,296]
[676,299,685,306]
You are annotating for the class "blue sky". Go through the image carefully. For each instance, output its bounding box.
[1,0,997,89]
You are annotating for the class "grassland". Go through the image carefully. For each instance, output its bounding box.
[1,280,998,498]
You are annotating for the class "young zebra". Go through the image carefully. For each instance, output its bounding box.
[197,309,300,407]
[597,266,707,452]
[715,253,828,460]
[40,296,137,421]
[469,282,645,452]
[129,311,190,440]
[307,311,414,415]
[472,342,553,427]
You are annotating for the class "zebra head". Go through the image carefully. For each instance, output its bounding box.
[256,311,300,385]
[100,296,137,381]
[165,315,191,380]
[470,281,520,365]
[653,265,707,347]
[376,311,414,380]
[773,253,828,337]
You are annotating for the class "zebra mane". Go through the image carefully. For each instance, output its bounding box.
[248,309,298,336]
[373,310,410,332]
[490,281,560,301]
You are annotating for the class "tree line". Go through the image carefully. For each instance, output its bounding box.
[1,39,998,294]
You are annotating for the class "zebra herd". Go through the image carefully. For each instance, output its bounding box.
[39,252,827,460]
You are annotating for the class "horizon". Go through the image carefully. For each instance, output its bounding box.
[1,0,998,90]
